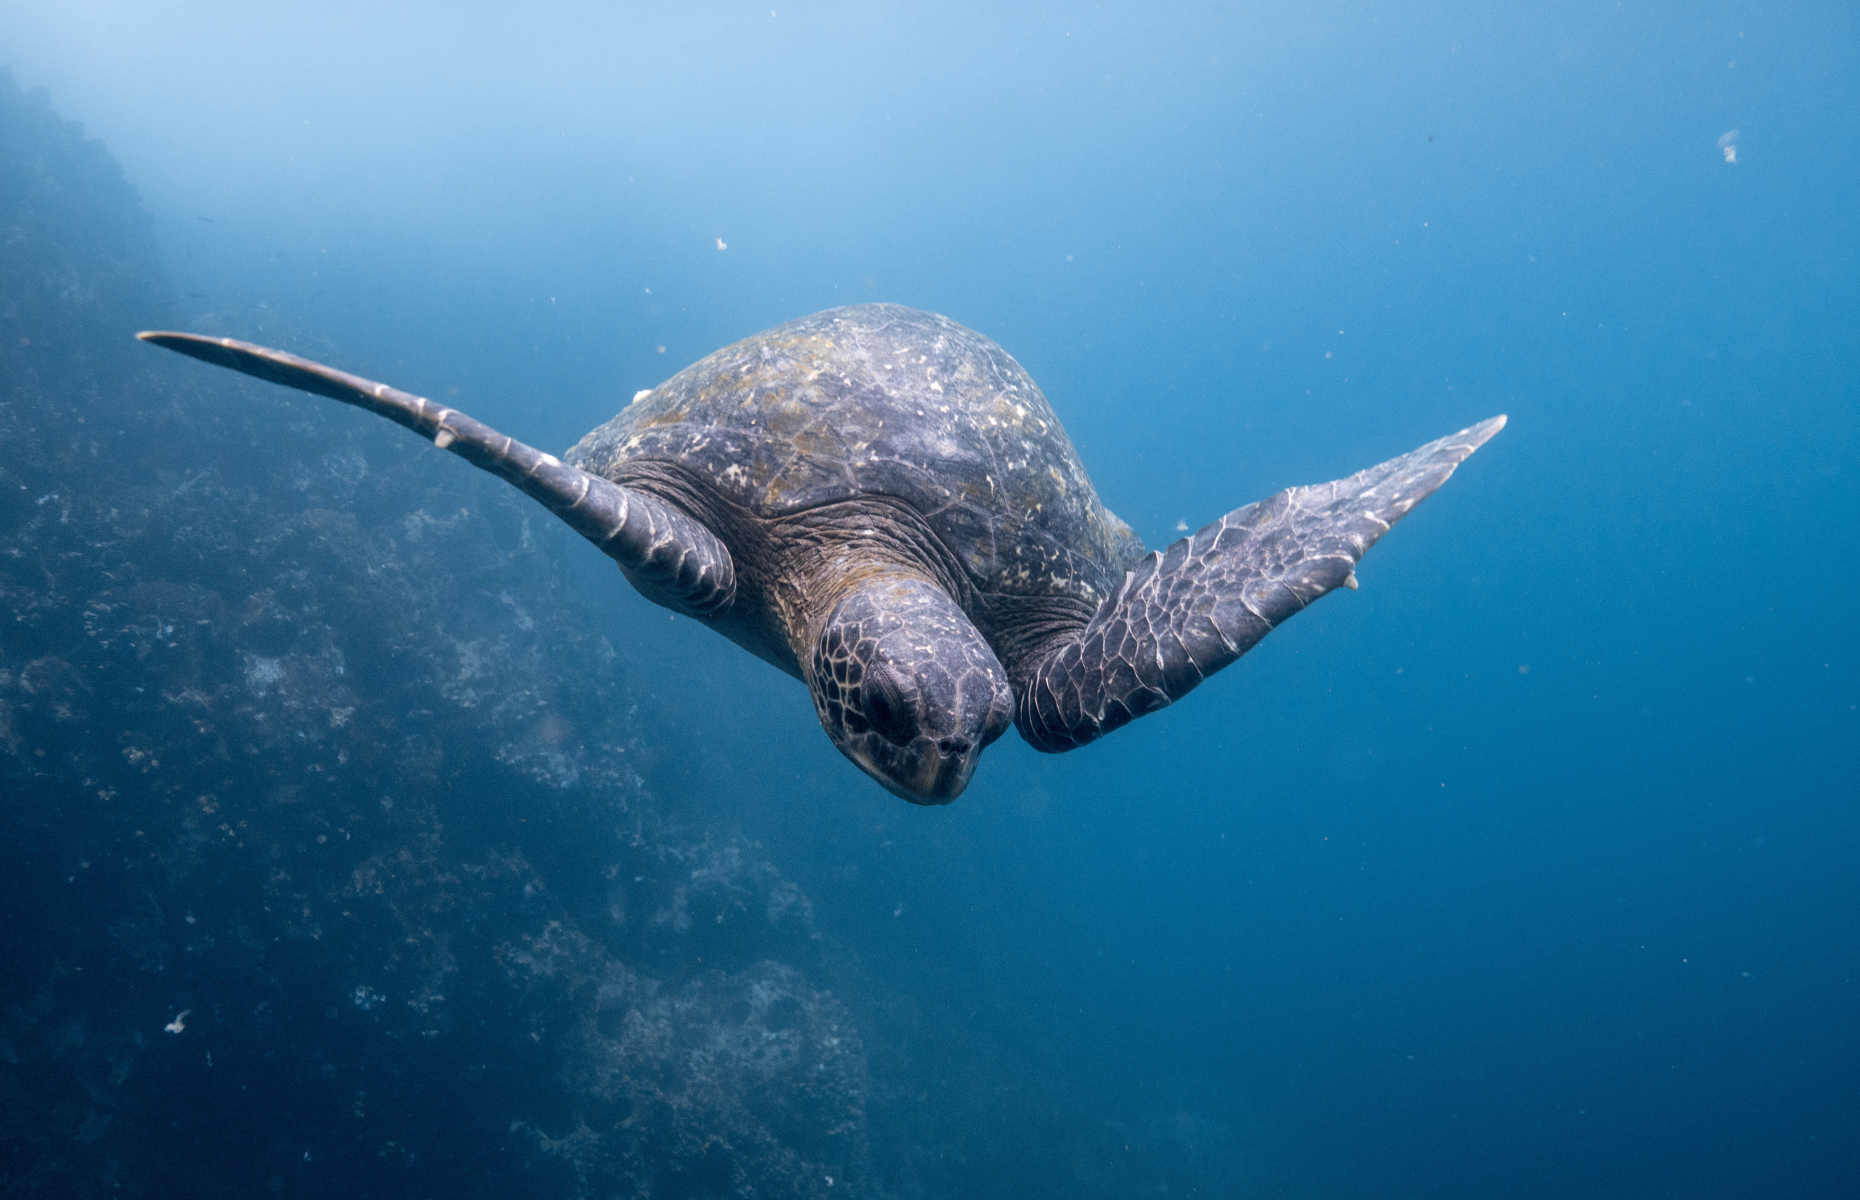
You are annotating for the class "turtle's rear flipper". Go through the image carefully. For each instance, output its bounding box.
[138,331,736,616]
[1016,415,1506,752]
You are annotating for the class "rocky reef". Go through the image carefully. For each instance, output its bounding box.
[0,68,866,1198]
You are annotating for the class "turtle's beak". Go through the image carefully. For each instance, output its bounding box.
[907,753,974,805]
[851,743,975,805]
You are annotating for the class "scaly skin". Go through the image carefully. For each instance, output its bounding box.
[1016,416,1507,752]
[136,331,736,617]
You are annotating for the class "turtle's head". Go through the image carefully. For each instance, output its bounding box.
[807,576,1012,803]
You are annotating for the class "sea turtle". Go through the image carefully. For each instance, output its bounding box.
[139,304,1503,802]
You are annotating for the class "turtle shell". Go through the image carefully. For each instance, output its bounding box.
[566,304,1143,605]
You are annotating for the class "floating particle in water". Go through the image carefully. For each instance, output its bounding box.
[165,1009,190,1035]
[1717,129,1740,164]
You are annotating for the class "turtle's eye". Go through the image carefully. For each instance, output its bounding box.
[863,670,913,742]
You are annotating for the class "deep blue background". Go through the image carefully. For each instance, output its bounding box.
[15,2,1857,1193]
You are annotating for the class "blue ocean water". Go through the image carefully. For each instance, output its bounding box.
[9,1,1857,1194]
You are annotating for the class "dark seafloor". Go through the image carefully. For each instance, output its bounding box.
[0,74,1205,1198]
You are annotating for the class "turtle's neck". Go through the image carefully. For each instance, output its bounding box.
[768,497,974,670]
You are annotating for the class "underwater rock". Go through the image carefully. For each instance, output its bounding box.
[0,72,867,1198]
[0,69,159,384]
[516,956,868,1197]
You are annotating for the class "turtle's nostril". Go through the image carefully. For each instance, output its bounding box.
[937,736,971,756]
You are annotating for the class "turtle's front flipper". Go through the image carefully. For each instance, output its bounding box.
[1017,416,1505,752]
[138,331,735,616]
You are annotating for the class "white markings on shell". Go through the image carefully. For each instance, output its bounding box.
[571,306,1129,605]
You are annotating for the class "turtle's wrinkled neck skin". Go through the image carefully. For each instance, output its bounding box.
[616,460,1015,803]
